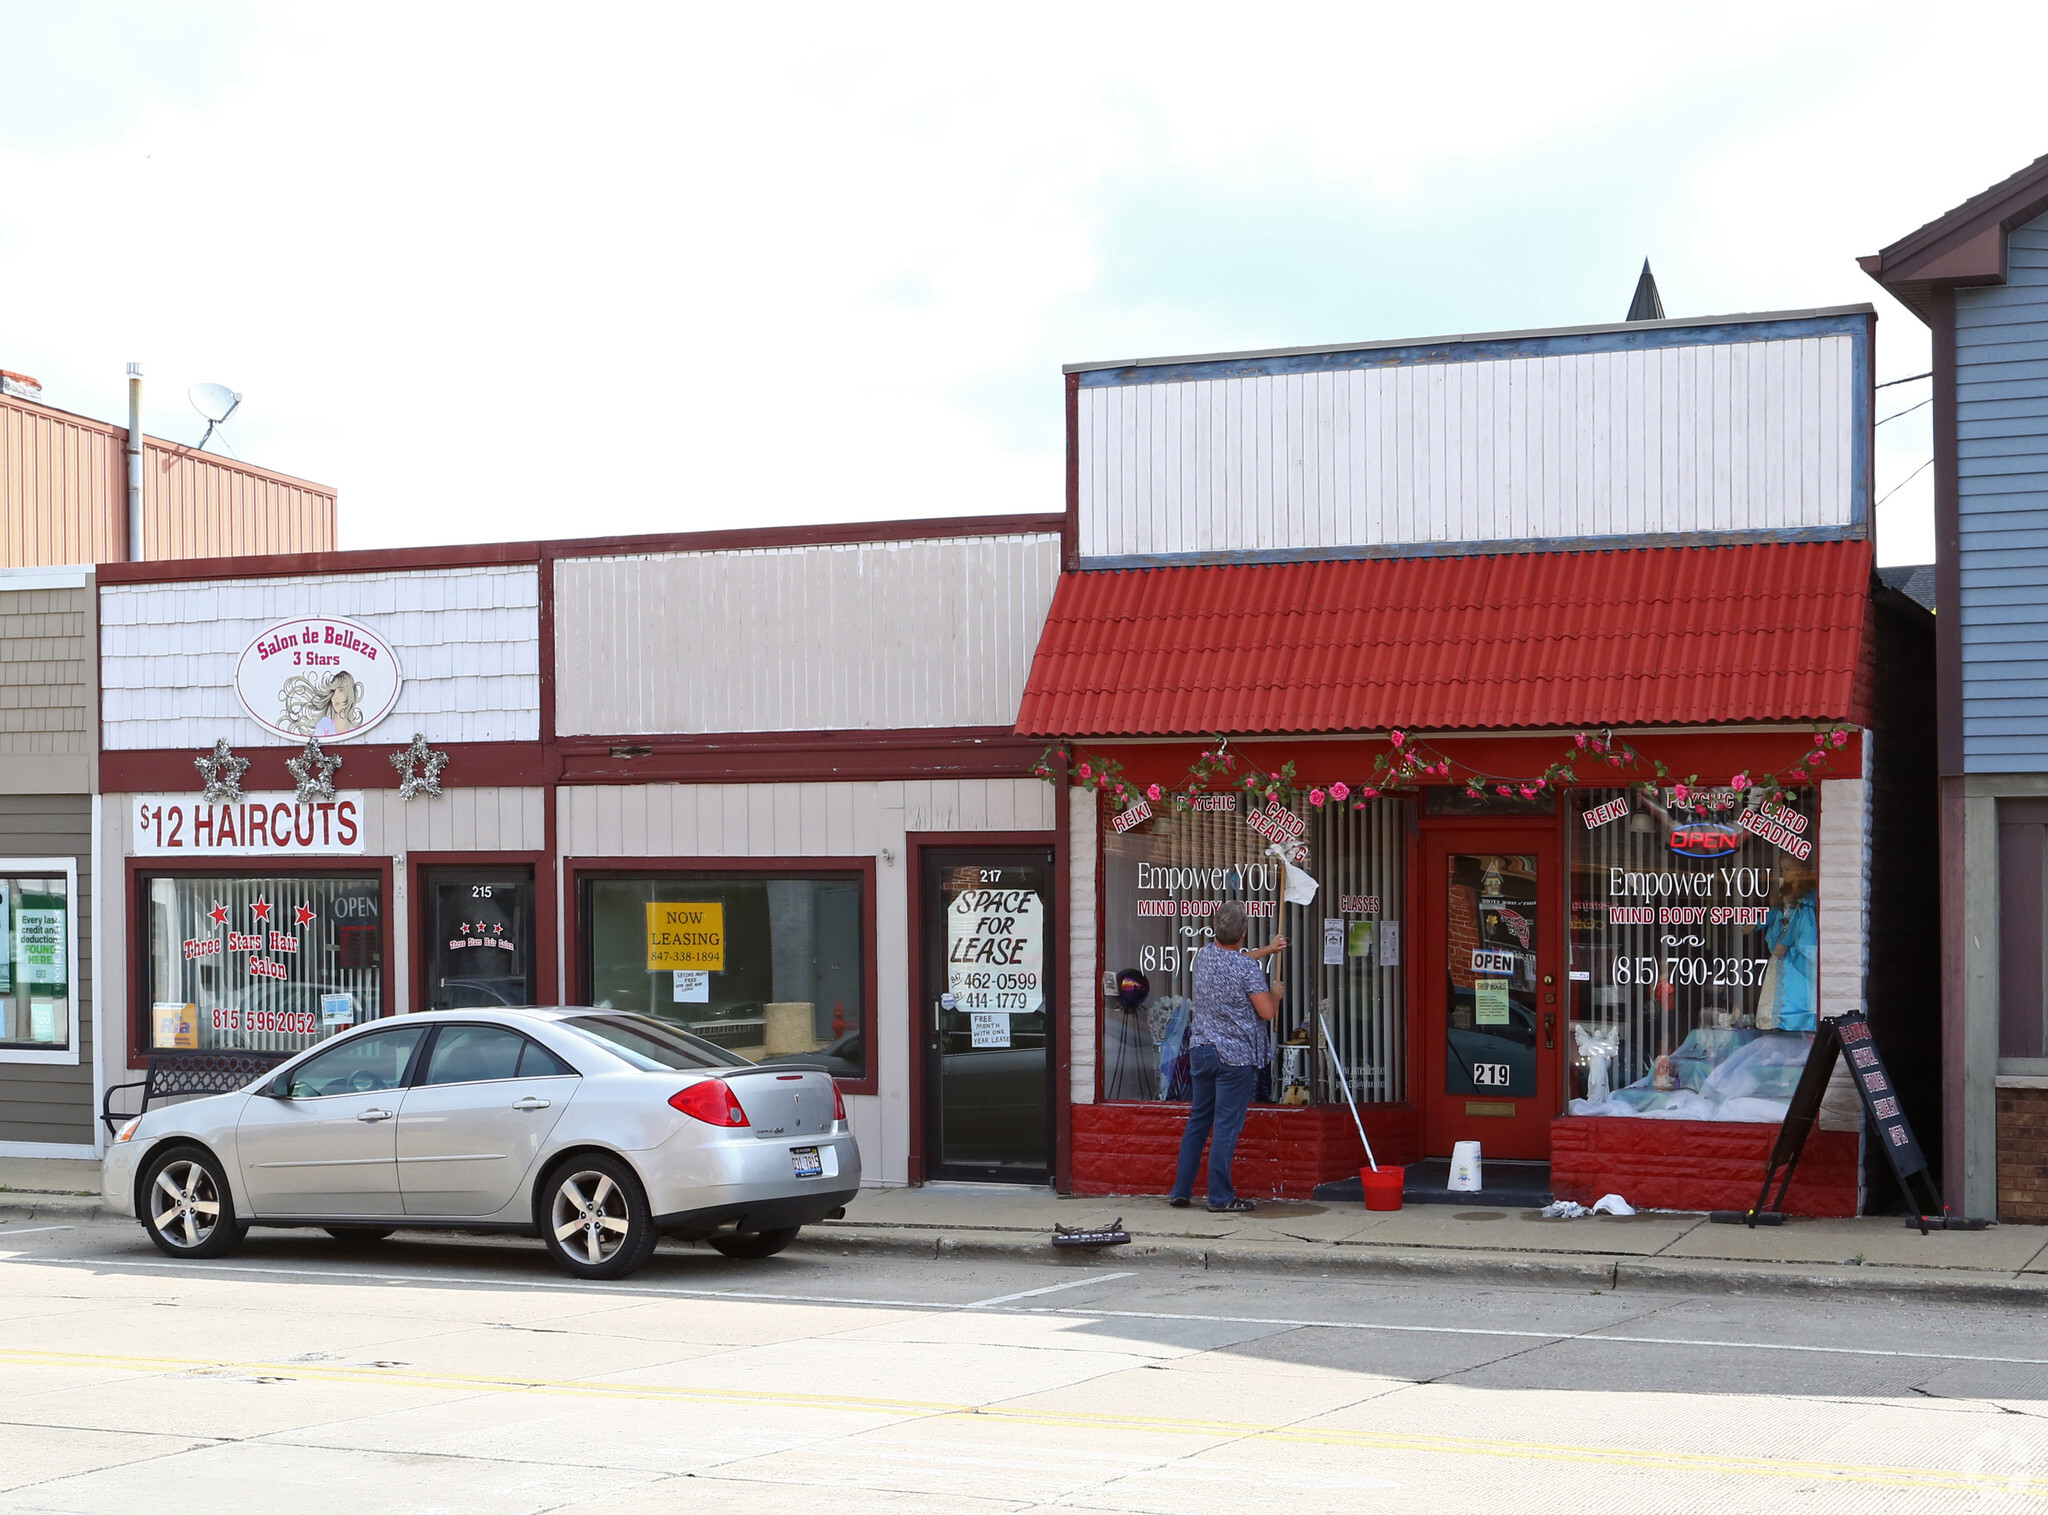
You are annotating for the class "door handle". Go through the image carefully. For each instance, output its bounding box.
[356,1108,393,1123]
[513,1097,551,1111]
[1542,1012,1556,1051]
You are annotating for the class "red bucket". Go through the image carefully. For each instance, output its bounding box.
[1360,1165,1405,1211]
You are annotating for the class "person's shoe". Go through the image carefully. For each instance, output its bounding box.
[1167,1196,1190,1209]
[1207,1197,1256,1213]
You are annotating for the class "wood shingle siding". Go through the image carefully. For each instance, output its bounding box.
[100,566,541,750]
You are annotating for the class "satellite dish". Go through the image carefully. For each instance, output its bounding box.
[188,383,242,453]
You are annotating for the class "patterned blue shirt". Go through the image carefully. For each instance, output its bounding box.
[1191,943,1272,1068]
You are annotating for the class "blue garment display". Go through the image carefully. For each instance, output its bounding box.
[1764,894,1818,1032]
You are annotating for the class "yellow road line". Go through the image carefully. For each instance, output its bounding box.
[4,1345,2042,1498]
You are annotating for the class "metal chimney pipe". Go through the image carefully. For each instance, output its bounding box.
[125,362,144,560]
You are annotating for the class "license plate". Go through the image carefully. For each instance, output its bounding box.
[792,1146,823,1178]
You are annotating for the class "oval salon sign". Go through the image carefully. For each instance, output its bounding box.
[234,617,403,742]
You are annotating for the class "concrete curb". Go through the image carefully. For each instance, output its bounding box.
[801,1224,2048,1306]
[13,1194,2043,1307]
[0,1192,105,1223]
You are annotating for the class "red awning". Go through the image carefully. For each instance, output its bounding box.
[1016,539,1874,738]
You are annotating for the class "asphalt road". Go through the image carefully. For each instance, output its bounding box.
[3,1214,2046,1512]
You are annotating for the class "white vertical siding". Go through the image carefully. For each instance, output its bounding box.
[559,777,1056,1186]
[554,534,1063,737]
[1068,786,1098,1107]
[1076,333,1858,557]
[100,567,541,750]
[1817,773,1872,1028]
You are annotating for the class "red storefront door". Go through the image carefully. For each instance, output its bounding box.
[1417,822,1562,1161]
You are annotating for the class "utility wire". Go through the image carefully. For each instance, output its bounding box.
[1876,371,1932,389]
[1877,395,1932,426]
[1876,457,1932,508]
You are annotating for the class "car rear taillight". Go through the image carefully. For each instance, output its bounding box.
[669,1078,749,1127]
[832,1082,846,1121]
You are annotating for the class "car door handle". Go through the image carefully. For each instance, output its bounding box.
[512,1097,551,1111]
[357,1108,394,1123]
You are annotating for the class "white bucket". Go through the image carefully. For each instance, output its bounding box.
[1448,1141,1483,1192]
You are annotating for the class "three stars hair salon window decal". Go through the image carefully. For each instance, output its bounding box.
[180,895,323,989]
[390,732,449,801]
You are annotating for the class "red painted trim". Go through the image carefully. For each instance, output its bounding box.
[538,544,563,1005]
[91,514,1066,587]
[125,854,396,1070]
[101,743,546,794]
[904,830,1060,1186]
[555,728,1044,785]
[1070,731,1863,792]
[407,852,552,1018]
[560,855,881,1097]
[545,514,1066,563]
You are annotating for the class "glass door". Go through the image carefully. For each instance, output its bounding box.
[1419,828,1560,1160]
[921,848,1054,1183]
[422,866,536,1010]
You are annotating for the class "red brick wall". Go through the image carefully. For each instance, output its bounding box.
[1551,1115,1859,1216]
[1997,1086,2048,1223]
[1071,1102,1422,1198]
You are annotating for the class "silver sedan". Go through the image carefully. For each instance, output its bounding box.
[102,1008,862,1279]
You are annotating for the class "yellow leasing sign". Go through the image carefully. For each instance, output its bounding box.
[646,902,724,971]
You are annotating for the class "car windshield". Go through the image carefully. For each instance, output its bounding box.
[558,1013,751,1072]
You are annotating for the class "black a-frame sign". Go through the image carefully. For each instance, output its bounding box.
[1712,1010,1984,1232]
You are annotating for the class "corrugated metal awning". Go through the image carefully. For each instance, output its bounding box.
[1015,539,1874,738]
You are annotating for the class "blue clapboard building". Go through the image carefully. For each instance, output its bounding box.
[1864,153,2048,1223]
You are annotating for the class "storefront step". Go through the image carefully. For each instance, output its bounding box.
[1313,1158,1553,1209]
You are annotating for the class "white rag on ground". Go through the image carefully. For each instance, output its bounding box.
[1541,1193,1636,1219]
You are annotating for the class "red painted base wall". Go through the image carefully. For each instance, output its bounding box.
[1550,1116,1860,1217]
[1070,1101,1422,1198]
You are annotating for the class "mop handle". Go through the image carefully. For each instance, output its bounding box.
[1318,1011,1377,1172]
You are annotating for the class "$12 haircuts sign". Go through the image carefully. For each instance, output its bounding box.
[946,887,1044,1014]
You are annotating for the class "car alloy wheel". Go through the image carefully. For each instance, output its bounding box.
[552,1170,630,1266]
[140,1146,244,1260]
[541,1155,658,1279]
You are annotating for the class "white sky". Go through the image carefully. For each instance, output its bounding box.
[5,3,2046,566]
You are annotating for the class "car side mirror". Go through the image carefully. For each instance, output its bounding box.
[265,1080,295,1099]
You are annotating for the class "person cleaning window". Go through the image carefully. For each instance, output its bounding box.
[1168,901,1285,1213]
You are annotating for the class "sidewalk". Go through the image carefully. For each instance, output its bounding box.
[12,1156,2045,1303]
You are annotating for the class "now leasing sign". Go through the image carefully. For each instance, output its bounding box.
[646,902,725,971]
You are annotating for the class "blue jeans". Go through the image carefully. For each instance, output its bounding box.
[1170,1043,1258,1206]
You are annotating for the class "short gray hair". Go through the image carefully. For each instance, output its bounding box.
[1212,900,1249,945]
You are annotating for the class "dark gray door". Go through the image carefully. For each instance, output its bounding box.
[922,849,1054,1183]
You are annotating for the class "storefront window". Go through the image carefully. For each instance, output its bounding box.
[1100,798,1407,1104]
[1568,786,1819,1122]
[145,874,384,1054]
[0,874,74,1049]
[583,873,868,1081]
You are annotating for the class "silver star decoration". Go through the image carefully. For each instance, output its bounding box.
[286,739,341,804]
[195,740,250,803]
[389,731,449,801]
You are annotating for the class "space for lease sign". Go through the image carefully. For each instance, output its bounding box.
[132,793,366,856]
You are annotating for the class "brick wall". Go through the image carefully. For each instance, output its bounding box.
[1997,1085,2048,1223]
[1551,1115,1860,1216]
[1071,1101,1422,1198]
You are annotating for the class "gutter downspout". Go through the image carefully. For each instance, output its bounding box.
[125,363,143,561]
